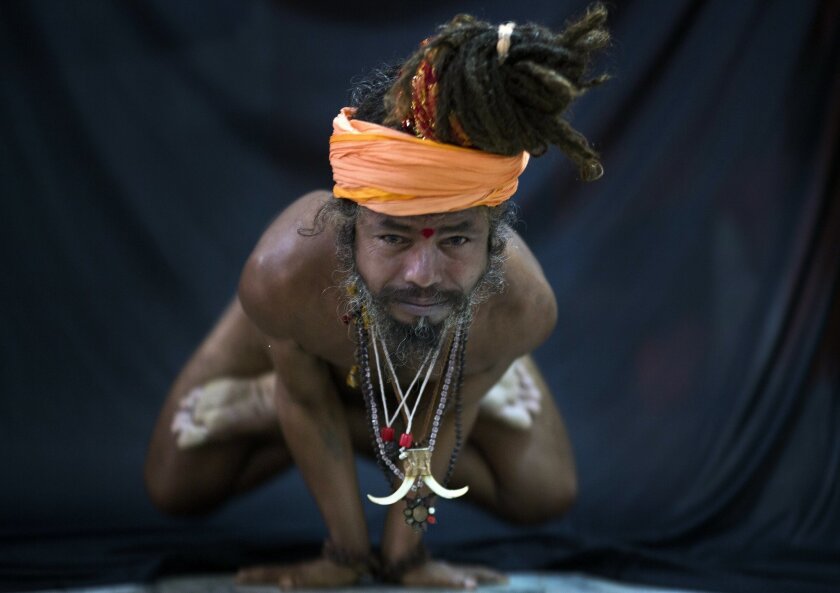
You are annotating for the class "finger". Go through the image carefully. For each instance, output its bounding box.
[428,574,477,589]
[468,565,508,584]
[404,565,477,590]
[278,574,296,590]
[441,572,477,589]
[235,566,287,585]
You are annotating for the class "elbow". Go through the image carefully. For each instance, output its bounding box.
[237,252,265,320]
[237,251,289,339]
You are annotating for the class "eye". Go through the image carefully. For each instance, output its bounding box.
[442,236,469,247]
[378,234,407,245]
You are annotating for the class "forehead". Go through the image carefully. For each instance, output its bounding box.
[358,207,488,230]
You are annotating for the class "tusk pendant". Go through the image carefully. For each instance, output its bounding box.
[368,475,416,505]
[366,447,469,506]
[423,473,469,499]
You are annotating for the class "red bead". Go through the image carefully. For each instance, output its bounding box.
[399,433,413,448]
[427,515,436,525]
[380,427,395,442]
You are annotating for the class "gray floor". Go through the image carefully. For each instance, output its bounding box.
[29,573,714,593]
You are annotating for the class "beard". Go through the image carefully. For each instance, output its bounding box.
[343,271,473,367]
[337,226,508,367]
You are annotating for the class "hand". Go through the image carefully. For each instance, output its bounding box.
[399,559,507,589]
[235,557,362,590]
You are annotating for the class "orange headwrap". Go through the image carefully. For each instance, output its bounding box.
[329,108,530,216]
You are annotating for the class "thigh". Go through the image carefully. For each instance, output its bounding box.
[468,356,577,518]
[175,297,274,388]
[145,297,284,514]
[153,297,276,451]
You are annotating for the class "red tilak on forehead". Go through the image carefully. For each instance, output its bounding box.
[420,228,435,238]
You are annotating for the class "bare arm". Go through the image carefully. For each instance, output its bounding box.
[235,198,374,584]
[266,337,370,555]
[378,358,515,585]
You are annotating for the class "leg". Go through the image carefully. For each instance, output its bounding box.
[144,298,291,515]
[453,356,578,523]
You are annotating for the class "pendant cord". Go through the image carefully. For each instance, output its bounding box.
[379,334,443,434]
[354,307,468,490]
[356,314,405,482]
[369,326,393,425]
[417,331,455,441]
[443,325,468,487]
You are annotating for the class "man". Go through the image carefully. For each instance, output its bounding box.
[145,5,609,589]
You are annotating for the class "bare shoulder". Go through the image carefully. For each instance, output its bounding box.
[470,230,558,368]
[238,190,338,340]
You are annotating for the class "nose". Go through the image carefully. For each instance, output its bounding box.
[402,244,443,288]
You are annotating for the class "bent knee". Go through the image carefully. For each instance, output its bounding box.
[498,473,577,524]
[143,459,221,517]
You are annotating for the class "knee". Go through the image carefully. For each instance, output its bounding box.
[143,458,220,518]
[499,471,577,524]
[550,472,578,516]
[144,462,186,517]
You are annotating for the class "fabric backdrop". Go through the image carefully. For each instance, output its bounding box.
[1,1,838,592]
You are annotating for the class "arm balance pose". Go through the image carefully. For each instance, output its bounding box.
[145,4,609,588]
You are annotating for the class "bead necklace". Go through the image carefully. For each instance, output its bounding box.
[354,309,468,530]
[371,323,443,444]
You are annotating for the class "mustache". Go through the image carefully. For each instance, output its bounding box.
[375,286,466,306]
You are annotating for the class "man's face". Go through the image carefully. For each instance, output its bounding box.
[353,207,490,327]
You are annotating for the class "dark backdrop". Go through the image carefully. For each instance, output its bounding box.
[1,1,838,592]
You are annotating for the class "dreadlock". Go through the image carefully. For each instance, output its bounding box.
[353,3,610,181]
[305,5,608,264]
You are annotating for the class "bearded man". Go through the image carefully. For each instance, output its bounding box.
[145,5,609,589]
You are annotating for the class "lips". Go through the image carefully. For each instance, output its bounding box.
[399,299,446,307]
[377,286,464,323]
[392,299,451,320]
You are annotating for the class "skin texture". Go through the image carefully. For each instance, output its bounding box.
[354,207,488,326]
[144,190,576,589]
